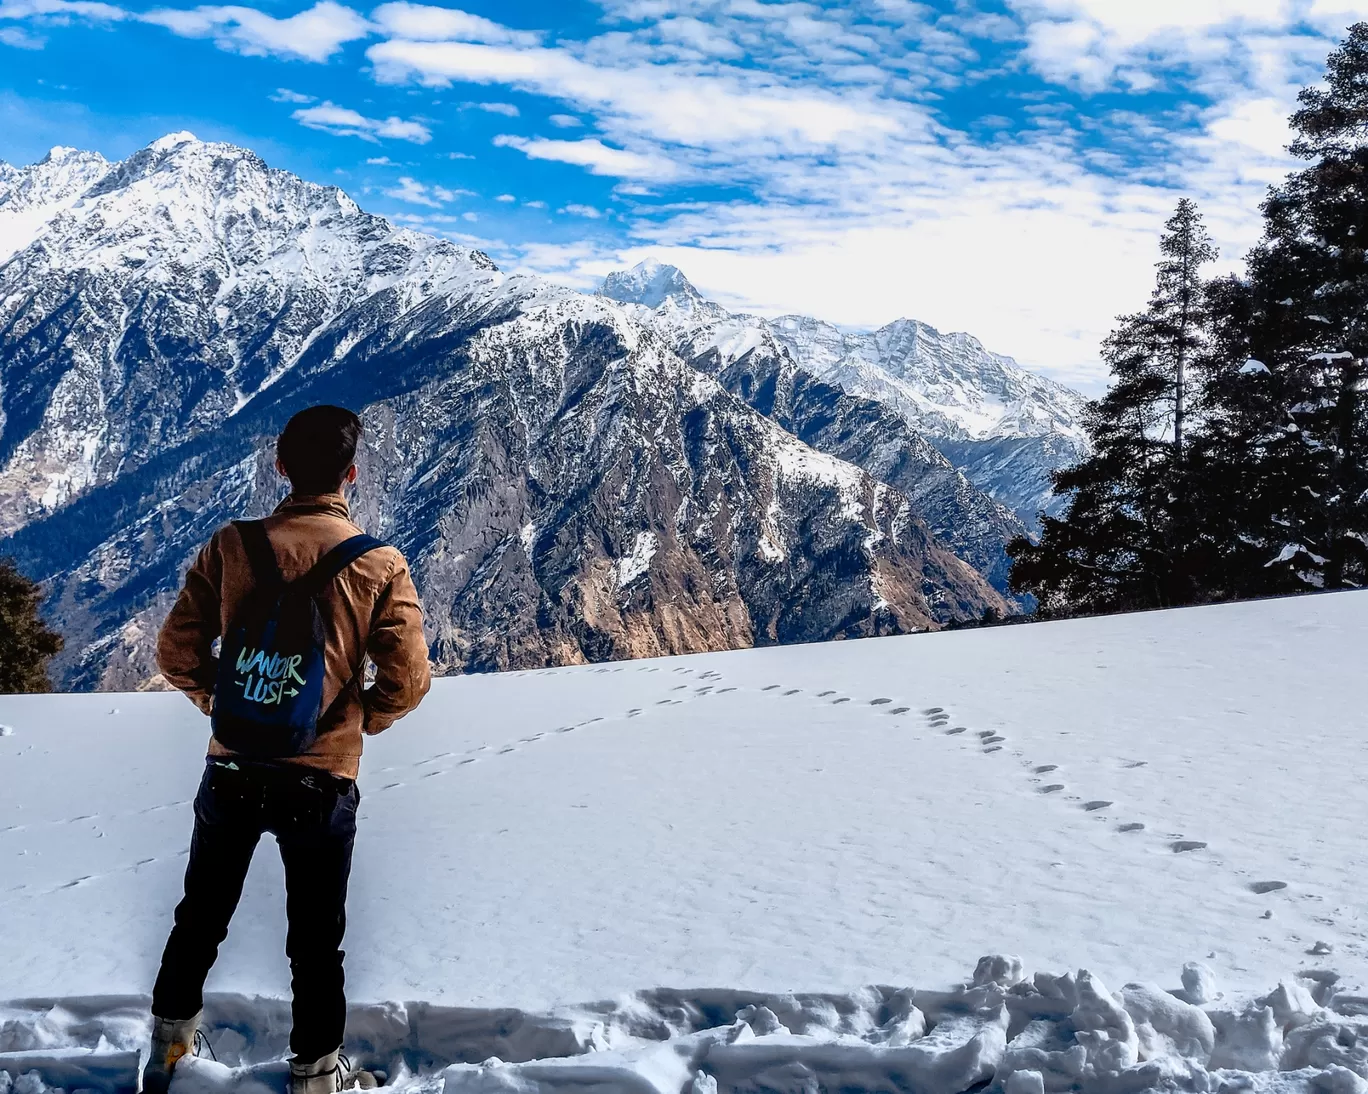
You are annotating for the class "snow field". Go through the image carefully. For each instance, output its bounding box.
[4,592,1368,1094]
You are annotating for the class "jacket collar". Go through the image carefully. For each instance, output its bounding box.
[273,492,352,521]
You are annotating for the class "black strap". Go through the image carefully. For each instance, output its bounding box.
[234,520,282,587]
[296,534,387,597]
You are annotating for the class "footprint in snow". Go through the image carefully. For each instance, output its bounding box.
[1125,760,1148,769]
[817,691,835,697]
[945,727,967,735]
[1251,881,1288,894]
[696,687,713,695]
[1118,823,1145,832]
[422,770,443,779]
[458,758,477,766]
[717,687,736,694]
[672,685,688,691]
[1039,784,1066,794]
[1034,765,1058,774]
[832,698,850,705]
[983,736,1005,745]
[889,707,909,715]
[763,685,781,691]
[984,746,1002,754]
[977,731,994,739]
[870,698,891,706]
[1083,801,1112,812]
[784,689,801,696]
[1172,840,1208,853]
[923,707,944,715]
[498,747,517,755]
[656,700,672,706]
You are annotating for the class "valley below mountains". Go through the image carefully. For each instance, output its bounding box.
[0,134,1087,689]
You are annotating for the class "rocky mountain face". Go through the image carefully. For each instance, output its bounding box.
[0,135,1006,690]
[600,266,1028,592]
[603,260,1089,529]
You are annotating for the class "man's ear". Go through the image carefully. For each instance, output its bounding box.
[276,456,288,477]
[345,464,359,485]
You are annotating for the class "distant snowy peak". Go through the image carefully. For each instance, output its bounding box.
[770,314,1088,445]
[598,261,1087,446]
[599,259,706,310]
[0,144,110,263]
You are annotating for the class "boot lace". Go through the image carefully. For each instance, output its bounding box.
[193,1028,218,1062]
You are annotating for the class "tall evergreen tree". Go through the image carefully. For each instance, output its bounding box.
[0,557,64,693]
[1200,23,1368,593]
[1009,201,1217,616]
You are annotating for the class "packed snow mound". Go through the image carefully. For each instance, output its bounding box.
[5,964,1368,1094]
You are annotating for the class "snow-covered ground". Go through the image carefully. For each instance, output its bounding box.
[4,592,1368,1094]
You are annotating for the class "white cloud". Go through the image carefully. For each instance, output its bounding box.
[1004,0,1339,92]
[0,0,125,20]
[365,155,395,164]
[495,192,516,201]
[462,210,478,221]
[445,150,474,159]
[270,87,315,103]
[548,113,582,128]
[0,23,43,44]
[293,101,431,142]
[367,39,905,150]
[369,1,538,45]
[523,199,547,209]
[560,203,602,218]
[383,175,444,206]
[469,100,518,116]
[381,176,471,206]
[142,0,370,62]
[492,134,676,179]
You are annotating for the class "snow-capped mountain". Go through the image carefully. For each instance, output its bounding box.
[600,263,1028,591]
[0,135,1005,689]
[602,260,1089,527]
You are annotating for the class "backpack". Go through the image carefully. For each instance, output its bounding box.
[211,519,386,759]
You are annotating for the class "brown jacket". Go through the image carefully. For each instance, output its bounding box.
[157,492,431,779]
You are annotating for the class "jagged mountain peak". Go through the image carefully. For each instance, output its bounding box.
[148,130,200,153]
[599,258,703,308]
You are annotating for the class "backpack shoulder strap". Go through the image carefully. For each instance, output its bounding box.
[297,534,388,597]
[233,520,283,587]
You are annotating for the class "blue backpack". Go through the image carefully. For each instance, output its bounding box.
[211,519,386,759]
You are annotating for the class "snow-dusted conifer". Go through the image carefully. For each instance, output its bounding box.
[1202,23,1368,593]
[0,557,63,693]
[1008,202,1217,616]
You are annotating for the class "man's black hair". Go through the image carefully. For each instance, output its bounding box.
[277,405,363,494]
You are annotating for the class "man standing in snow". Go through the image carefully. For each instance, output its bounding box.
[145,405,431,1094]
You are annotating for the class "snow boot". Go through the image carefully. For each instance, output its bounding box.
[141,1011,202,1094]
[290,1050,381,1094]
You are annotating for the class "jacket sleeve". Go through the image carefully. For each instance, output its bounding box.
[362,551,431,734]
[157,531,224,715]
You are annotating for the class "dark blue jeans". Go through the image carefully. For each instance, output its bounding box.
[152,759,360,1062]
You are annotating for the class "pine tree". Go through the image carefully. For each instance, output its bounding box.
[1009,201,1217,615]
[1200,23,1368,593]
[0,557,64,693]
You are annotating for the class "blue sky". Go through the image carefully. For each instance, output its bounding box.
[2,0,1366,387]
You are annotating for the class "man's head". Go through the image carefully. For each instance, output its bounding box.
[275,405,363,495]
